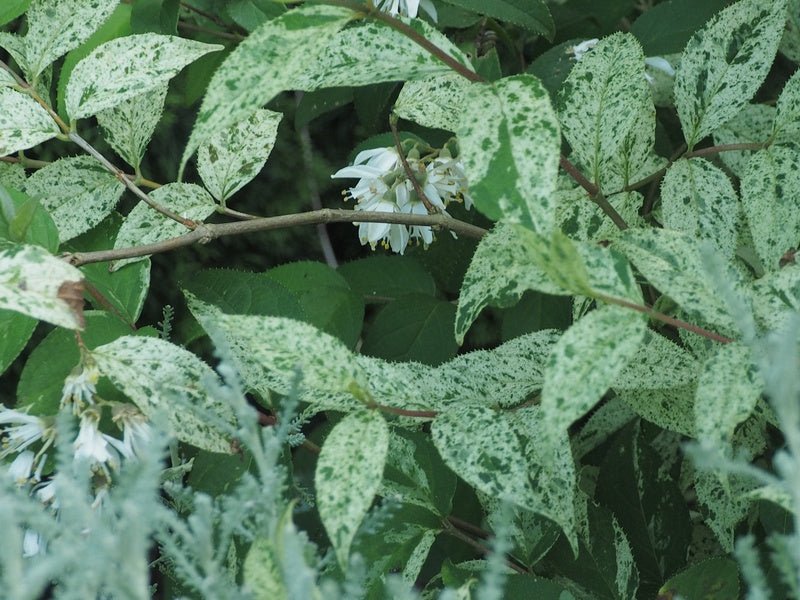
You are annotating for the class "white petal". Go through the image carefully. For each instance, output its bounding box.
[332,165,384,180]
[645,56,675,77]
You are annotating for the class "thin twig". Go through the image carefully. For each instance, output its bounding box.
[390,114,437,214]
[374,404,438,419]
[559,155,597,196]
[64,208,488,266]
[442,521,529,575]
[177,21,245,42]
[0,155,50,169]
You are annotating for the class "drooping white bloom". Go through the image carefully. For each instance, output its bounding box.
[645,56,675,77]
[35,479,57,508]
[22,530,42,558]
[7,450,35,485]
[73,412,113,465]
[0,408,47,458]
[107,405,153,460]
[373,0,437,21]
[60,363,100,409]
[569,38,599,61]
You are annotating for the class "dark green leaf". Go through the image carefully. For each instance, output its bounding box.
[227,0,285,32]
[131,0,180,34]
[362,294,457,366]
[440,562,576,599]
[440,0,554,39]
[0,310,36,376]
[631,0,732,55]
[354,82,400,134]
[295,87,353,130]
[500,290,572,342]
[527,39,580,97]
[337,255,436,301]
[658,557,739,599]
[187,449,256,497]
[0,0,30,27]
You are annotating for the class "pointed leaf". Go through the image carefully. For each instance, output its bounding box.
[66,33,221,119]
[197,108,282,203]
[92,335,235,453]
[674,0,787,147]
[316,410,388,568]
[111,183,216,270]
[457,74,560,231]
[749,263,800,330]
[24,0,119,80]
[0,88,60,156]
[23,156,125,242]
[394,73,469,132]
[658,557,739,600]
[440,0,553,38]
[774,69,800,142]
[613,329,698,390]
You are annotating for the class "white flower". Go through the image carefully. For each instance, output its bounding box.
[34,479,57,508]
[374,0,437,20]
[354,196,410,254]
[569,38,599,61]
[22,530,42,558]
[7,450,35,485]
[60,364,100,409]
[645,56,675,77]
[73,412,113,465]
[107,405,153,460]
[0,408,47,458]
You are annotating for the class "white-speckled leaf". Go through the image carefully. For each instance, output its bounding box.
[573,397,637,460]
[66,34,221,120]
[557,188,645,242]
[316,410,388,568]
[0,162,26,189]
[187,297,365,410]
[616,386,697,437]
[394,73,469,132]
[774,68,800,143]
[0,244,84,329]
[197,108,282,202]
[614,227,738,332]
[613,329,699,390]
[695,342,762,448]
[661,158,739,259]
[674,0,787,147]
[112,183,216,270]
[695,471,756,551]
[24,156,125,242]
[456,74,560,232]
[0,67,16,88]
[712,103,774,177]
[92,336,234,453]
[0,88,60,156]
[454,223,564,344]
[541,305,646,433]
[180,5,353,176]
[749,263,800,330]
[24,0,118,80]
[740,146,800,272]
[746,483,793,512]
[0,33,28,76]
[97,83,168,170]
[782,0,800,62]
[558,33,653,191]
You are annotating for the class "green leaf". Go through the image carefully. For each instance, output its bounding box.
[557,188,646,243]
[573,397,637,460]
[361,294,457,366]
[337,255,436,300]
[0,244,84,329]
[711,102,774,177]
[0,0,30,27]
[541,305,646,433]
[740,146,800,272]
[97,83,168,170]
[227,0,285,32]
[774,69,800,145]
[17,311,131,415]
[0,184,59,252]
[630,0,731,55]
[265,261,364,348]
[558,33,654,192]
[0,162,26,189]
[615,386,697,437]
[0,88,60,156]
[187,449,254,497]
[748,263,800,330]
[131,0,180,34]
[92,335,235,453]
[456,74,560,231]
[66,33,221,120]
[23,156,125,243]
[695,342,763,447]
[658,557,740,600]
[614,227,738,331]
[661,157,739,259]
[500,290,572,342]
[294,87,353,130]
[243,537,286,600]
[197,108,282,203]
[596,421,691,599]
[23,0,119,80]
[316,410,389,568]
[0,310,36,375]
[111,183,216,271]
[441,0,554,38]
[782,0,800,63]
[674,0,787,147]
[180,5,353,174]
[394,73,469,132]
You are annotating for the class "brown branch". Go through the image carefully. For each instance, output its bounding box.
[374,404,439,419]
[442,520,529,575]
[64,208,488,267]
[559,156,628,230]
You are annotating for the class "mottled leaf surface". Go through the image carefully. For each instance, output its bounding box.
[66,33,221,119]
[97,83,168,170]
[394,73,469,132]
[24,156,125,242]
[613,329,698,390]
[740,146,800,272]
[316,410,388,567]
[749,263,800,330]
[24,0,119,79]
[0,244,84,329]
[661,158,739,259]
[616,386,697,437]
[112,183,216,270]
[93,336,234,453]
[457,74,560,231]
[0,88,60,156]
[774,68,800,141]
[197,108,281,203]
[782,0,800,62]
[674,0,787,146]
[712,103,774,177]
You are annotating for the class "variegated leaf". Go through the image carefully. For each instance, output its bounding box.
[316,410,388,568]
[712,103,774,177]
[92,335,235,453]
[24,156,125,242]
[24,0,118,80]
[616,386,697,437]
[748,263,800,330]
[781,0,800,63]
[393,73,469,132]
[456,74,560,232]
[112,183,216,270]
[97,83,168,170]
[556,188,645,242]
[0,88,60,156]
[661,158,739,259]
[674,0,787,147]
[740,146,800,272]
[66,34,221,120]
[0,162,25,189]
[774,68,800,143]
[0,244,84,329]
[197,108,282,203]
[613,329,699,390]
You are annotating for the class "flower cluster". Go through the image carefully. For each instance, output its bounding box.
[1,359,154,557]
[373,0,437,21]
[332,144,473,254]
